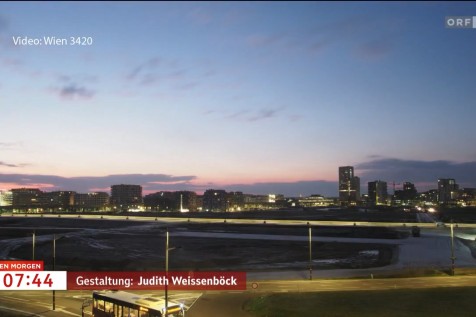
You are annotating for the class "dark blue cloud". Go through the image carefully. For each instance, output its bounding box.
[127,57,162,82]
[126,57,203,92]
[0,173,196,193]
[248,108,282,122]
[223,180,338,197]
[0,173,337,197]
[59,84,95,99]
[0,161,19,168]
[209,107,288,122]
[356,158,476,189]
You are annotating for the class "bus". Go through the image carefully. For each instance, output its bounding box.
[92,291,185,317]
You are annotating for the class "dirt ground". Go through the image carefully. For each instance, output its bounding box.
[1,217,399,272]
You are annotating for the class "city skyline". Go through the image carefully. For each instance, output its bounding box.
[1,2,476,196]
[0,168,467,199]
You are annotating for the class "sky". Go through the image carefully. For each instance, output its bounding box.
[0,1,476,197]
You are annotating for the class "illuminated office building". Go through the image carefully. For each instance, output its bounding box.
[42,191,75,211]
[339,166,360,205]
[203,189,228,212]
[11,188,43,209]
[0,191,13,207]
[75,192,110,211]
[111,184,143,211]
[438,178,458,205]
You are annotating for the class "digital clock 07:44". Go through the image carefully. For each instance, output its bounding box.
[0,271,67,290]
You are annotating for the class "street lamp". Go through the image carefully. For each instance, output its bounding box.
[52,234,65,310]
[308,224,312,281]
[53,234,58,310]
[165,228,169,316]
[163,228,180,316]
[450,223,456,276]
[164,228,175,316]
[32,230,36,260]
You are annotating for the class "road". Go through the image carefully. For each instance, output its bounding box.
[4,212,476,228]
[186,275,476,317]
[3,275,476,317]
[0,290,202,316]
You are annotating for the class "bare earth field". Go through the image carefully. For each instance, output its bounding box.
[0,217,399,272]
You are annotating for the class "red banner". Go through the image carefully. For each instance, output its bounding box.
[0,261,44,271]
[67,271,246,290]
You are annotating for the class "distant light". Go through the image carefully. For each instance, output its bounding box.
[427,207,436,213]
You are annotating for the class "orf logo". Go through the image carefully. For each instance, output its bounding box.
[445,16,475,28]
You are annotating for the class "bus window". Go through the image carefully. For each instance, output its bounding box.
[105,301,114,314]
[138,307,150,317]
[115,305,123,317]
[97,299,105,311]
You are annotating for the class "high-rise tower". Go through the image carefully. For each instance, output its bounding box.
[339,166,360,205]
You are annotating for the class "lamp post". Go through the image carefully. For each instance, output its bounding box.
[450,223,456,276]
[164,228,178,316]
[165,228,169,316]
[308,224,312,280]
[52,234,65,310]
[32,230,36,260]
[53,234,57,310]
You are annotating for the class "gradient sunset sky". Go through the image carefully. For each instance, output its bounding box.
[1,2,475,196]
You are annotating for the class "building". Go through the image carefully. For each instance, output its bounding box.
[202,189,228,212]
[11,188,43,211]
[0,191,13,208]
[243,194,283,210]
[144,192,175,211]
[419,189,438,205]
[42,191,75,211]
[75,192,109,211]
[438,178,459,205]
[459,188,476,206]
[368,180,388,206]
[110,184,143,211]
[298,195,337,208]
[393,182,418,205]
[402,182,418,198]
[338,166,360,205]
[227,191,245,211]
[143,191,197,212]
[176,191,198,212]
